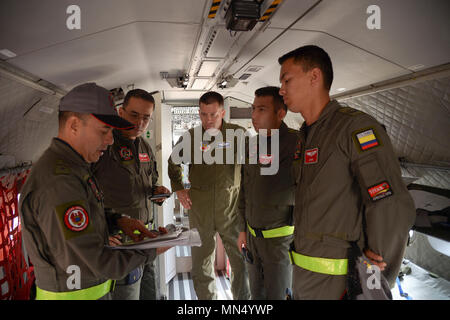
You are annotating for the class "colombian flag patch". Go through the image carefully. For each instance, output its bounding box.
[352,127,382,153]
[357,129,378,150]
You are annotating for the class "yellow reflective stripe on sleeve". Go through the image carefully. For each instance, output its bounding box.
[36,280,113,300]
[290,250,348,275]
[247,221,294,238]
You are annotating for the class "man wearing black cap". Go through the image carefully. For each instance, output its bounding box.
[19,83,168,300]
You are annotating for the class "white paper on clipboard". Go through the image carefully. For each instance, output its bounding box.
[107,228,202,250]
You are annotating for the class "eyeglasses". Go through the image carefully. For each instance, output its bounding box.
[122,108,153,123]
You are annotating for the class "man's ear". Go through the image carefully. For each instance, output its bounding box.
[277,108,287,122]
[67,115,81,136]
[118,106,124,117]
[220,107,226,118]
[310,67,322,87]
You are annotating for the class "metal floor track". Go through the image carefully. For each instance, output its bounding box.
[168,270,232,300]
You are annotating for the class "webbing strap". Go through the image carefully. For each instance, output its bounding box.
[289,249,348,275]
[36,280,113,300]
[247,221,294,238]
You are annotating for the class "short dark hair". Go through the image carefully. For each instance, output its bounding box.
[58,111,89,128]
[199,91,224,107]
[123,89,155,109]
[254,86,287,113]
[278,45,333,91]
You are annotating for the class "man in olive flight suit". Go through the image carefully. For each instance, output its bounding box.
[236,86,301,300]
[19,83,168,300]
[168,91,250,300]
[93,89,171,300]
[278,45,416,299]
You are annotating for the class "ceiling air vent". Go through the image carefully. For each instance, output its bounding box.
[239,73,251,80]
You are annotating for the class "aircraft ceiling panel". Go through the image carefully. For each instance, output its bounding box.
[291,0,450,71]
[229,28,409,97]
[7,22,199,91]
[0,0,205,57]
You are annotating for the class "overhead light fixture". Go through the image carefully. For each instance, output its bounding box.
[225,0,261,32]
[197,60,221,77]
[191,78,210,90]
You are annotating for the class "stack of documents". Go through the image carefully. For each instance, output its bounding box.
[107,227,202,250]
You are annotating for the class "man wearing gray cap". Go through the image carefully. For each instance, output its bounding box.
[19,83,169,300]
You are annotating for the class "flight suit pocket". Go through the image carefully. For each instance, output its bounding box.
[307,150,335,190]
[352,153,391,204]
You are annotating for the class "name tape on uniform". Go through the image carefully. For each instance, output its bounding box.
[139,153,150,162]
[304,147,319,164]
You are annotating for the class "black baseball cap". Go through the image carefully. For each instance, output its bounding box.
[59,83,135,130]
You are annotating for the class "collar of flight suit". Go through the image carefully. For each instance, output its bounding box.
[199,119,233,135]
[301,99,341,132]
[52,137,90,169]
[113,128,141,147]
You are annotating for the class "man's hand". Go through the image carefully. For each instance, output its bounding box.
[364,248,387,271]
[152,185,171,203]
[237,231,247,253]
[176,189,192,210]
[108,234,122,246]
[117,216,158,242]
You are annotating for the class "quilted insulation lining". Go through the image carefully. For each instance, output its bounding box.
[339,76,450,189]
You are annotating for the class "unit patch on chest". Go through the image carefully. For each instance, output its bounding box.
[201,141,211,152]
[119,146,133,161]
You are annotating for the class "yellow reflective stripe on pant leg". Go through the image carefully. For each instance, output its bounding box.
[246,221,257,237]
[290,250,348,275]
[246,221,294,238]
[36,279,113,300]
[262,225,294,238]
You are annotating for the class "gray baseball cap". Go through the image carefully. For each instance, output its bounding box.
[59,82,134,129]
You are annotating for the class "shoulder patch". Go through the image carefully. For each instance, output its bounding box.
[368,181,393,202]
[352,127,382,153]
[54,159,71,175]
[338,107,364,116]
[64,205,89,231]
[55,200,94,240]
